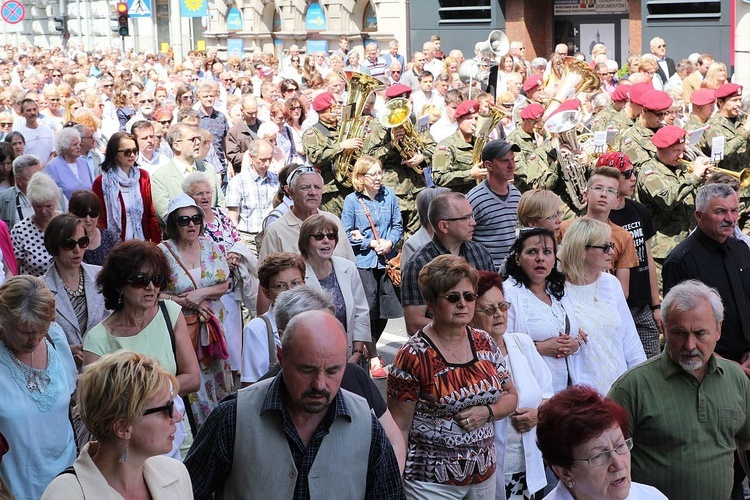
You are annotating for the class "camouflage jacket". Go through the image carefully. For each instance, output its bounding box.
[619,122,657,168]
[432,129,477,194]
[507,127,558,193]
[303,121,346,195]
[699,113,750,171]
[590,105,620,132]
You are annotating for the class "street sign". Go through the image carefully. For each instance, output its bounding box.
[1,0,25,24]
[128,0,151,18]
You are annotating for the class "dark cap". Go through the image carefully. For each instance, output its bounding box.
[481,140,520,162]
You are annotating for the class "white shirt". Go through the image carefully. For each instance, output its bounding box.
[430,115,457,143]
[14,121,54,164]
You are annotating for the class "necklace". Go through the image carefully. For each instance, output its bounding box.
[432,326,470,362]
[583,278,599,302]
[61,266,85,298]
[8,345,50,394]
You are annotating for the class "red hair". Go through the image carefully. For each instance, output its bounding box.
[477,271,504,297]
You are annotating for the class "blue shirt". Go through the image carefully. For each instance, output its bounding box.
[341,187,402,269]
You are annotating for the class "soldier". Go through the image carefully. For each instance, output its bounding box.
[636,125,710,277]
[620,89,672,169]
[700,83,750,171]
[432,99,485,194]
[607,82,652,135]
[507,102,558,193]
[684,89,715,131]
[513,74,546,126]
[363,83,435,236]
[590,84,629,132]
[303,91,363,217]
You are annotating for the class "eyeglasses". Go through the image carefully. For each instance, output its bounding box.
[139,98,155,104]
[544,210,563,221]
[288,166,321,186]
[158,120,172,126]
[60,236,90,251]
[289,105,302,111]
[440,291,478,303]
[621,169,635,179]
[143,400,175,419]
[573,438,633,467]
[655,44,666,48]
[52,73,62,77]
[102,83,114,88]
[649,110,668,119]
[269,279,305,293]
[477,301,511,316]
[0,122,12,127]
[177,214,203,226]
[588,185,619,196]
[127,273,167,289]
[72,209,100,218]
[364,171,383,178]
[181,95,195,100]
[284,87,299,93]
[311,232,338,241]
[586,242,615,253]
[442,213,474,222]
[179,136,201,143]
[118,148,137,156]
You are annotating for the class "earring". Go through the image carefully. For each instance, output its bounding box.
[566,480,575,488]
[119,441,129,463]
[116,291,123,307]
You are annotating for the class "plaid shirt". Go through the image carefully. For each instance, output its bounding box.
[401,237,495,306]
[184,373,405,500]
[225,168,279,233]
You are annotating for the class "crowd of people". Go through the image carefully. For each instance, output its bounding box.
[0,32,749,500]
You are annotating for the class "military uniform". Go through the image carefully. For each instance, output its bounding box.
[699,113,750,171]
[363,117,435,236]
[605,109,636,135]
[684,114,707,132]
[303,120,353,217]
[619,123,658,169]
[506,127,558,193]
[590,105,620,132]
[432,130,477,194]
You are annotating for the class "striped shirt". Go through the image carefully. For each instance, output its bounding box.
[467,180,521,270]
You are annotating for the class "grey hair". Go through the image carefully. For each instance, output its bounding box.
[696,183,736,213]
[247,140,261,158]
[12,154,41,176]
[663,279,724,327]
[55,127,81,155]
[274,285,334,333]
[166,122,194,149]
[531,57,547,70]
[416,187,451,228]
[590,92,612,109]
[182,171,212,194]
[257,122,280,140]
[427,191,467,230]
[26,172,60,204]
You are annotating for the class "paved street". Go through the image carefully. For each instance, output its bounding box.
[372,317,409,397]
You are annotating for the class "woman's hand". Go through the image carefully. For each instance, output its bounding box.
[226,252,240,270]
[511,407,538,433]
[455,405,493,433]
[70,343,84,366]
[179,290,207,311]
[556,334,581,357]
[350,229,364,242]
[374,239,393,255]
[348,342,367,364]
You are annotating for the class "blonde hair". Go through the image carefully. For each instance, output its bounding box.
[517,189,563,227]
[558,218,611,285]
[77,351,178,442]
[0,276,56,336]
[351,155,380,193]
[419,103,443,124]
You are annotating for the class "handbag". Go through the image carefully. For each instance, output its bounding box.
[358,197,402,286]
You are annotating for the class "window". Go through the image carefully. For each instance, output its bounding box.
[645,0,720,21]
[438,0,492,24]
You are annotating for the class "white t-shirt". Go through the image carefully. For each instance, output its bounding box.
[14,121,55,164]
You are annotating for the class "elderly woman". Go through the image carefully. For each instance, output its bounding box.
[517,189,564,239]
[0,276,77,500]
[536,385,667,499]
[92,131,161,243]
[341,155,403,378]
[42,351,193,499]
[4,131,25,158]
[0,142,14,191]
[10,172,61,277]
[43,214,108,369]
[158,193,233,429]
[43,127,94,200]
[470,271,553,499]
[241,252,306,385]
[503,227,584,394]
[388,254,518,498]
[559,219,645,394]
[83,240,199,459]
[298,214,370,362]
[69,190,120,266]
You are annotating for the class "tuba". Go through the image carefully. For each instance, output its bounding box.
[379,98,425,173]
[472,103,507,166]
[333,71,385,187]
[545,109,588,210]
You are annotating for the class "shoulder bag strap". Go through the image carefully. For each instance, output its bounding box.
[163,241,200,291]
[358,197,380,240]
[260,315,277,365]
[159,300,179,374]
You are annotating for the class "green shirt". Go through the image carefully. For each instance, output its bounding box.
[609,352,750,500]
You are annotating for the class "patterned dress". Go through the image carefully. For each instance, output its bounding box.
[388,327,510,487]
[159,237,234,428]
[11,217,53,277]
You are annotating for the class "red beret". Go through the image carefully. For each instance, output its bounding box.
[641,90,672,112]
[715,83,743,100]
[628,82,654,106]
[596,152,633,172]
[520,102,544,120]
[454,100,480,121]
[652,125,686,149]
[523,74,544,92]
[312,91,337,112]
[611,84,630,102]
[385,83,412,98]
[548,99,581,119]
[690,89,716,107]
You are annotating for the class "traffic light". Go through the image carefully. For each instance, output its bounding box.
[54,16,69,38]
[116,1,129,37]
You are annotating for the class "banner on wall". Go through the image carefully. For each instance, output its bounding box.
[226,6,242,30]
[306,40,328,55]
[227,38,244,58]
[180,0,207,18]
[554,0,628,15]
[305,2,327,30]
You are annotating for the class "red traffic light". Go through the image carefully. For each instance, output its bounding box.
[116,1,128,14]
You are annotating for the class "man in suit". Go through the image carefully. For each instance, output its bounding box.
[650,37,676,83]
[150,123,224,223]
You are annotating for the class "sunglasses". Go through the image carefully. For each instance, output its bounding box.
[478,301,512,316]
[118,148,137,156]
[181,95,195,100]
[127,273,167,289]
[143,399,174,419]
[311,232,338,241]
[60,236,90,251]
[621,169,635,179]
[72,209,100,218]
[586,242,616,253]
[177,214,203,226]
[158,120,172,126]
[289,106,302,111]
[441,291,478,303]
[52,73,62,77]
[0,122,12,127]
[139,98,155,104]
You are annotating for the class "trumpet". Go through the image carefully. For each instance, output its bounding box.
[677,159,750,188]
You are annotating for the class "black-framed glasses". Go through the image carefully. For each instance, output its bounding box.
[158,120,172,126]
[143,400,174,419]
[621,169,635,180]
[118,148,137,156]
[311,232,338,241]
[63,121,78,128]
[442,213,474,222]
[138,98,155,104]
[573,438,633,467]
[127,273,167,289]
[586,242,615,253]
[181,95,195,100]
[0,122,12,127]
[52,73,62,77]
[478,301,511,316]
[72,209,100,219]
[60,236,90,251]
[441,291,478,303]
[289,105,302,111]
[649,109,668,119]
[177,214,203,226]
[269,279,305,292]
